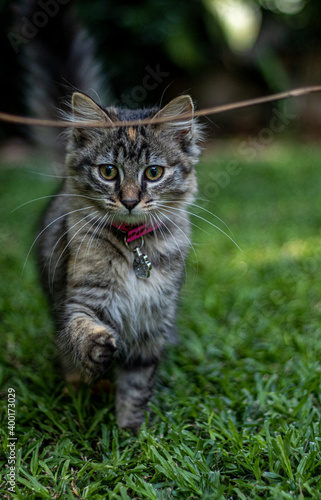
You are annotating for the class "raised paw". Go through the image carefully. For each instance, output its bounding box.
[65,317,118,381]
[86,327,117,375]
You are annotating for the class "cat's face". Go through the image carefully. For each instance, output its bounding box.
[66,93,202,226]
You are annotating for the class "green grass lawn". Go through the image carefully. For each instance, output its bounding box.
[1,140,321,499]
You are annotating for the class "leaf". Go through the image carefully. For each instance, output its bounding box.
[227,418,242,448]
[17,468,51,497]
[275,435,294,481]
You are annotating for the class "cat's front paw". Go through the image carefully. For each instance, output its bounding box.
[85,326,117,377]
[65,317,117,381]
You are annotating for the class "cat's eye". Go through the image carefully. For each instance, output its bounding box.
[99,164,118,181]
[144,166,164,181]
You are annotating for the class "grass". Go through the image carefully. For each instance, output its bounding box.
[1,140,321,498]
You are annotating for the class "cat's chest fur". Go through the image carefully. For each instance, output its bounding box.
[66,224,186,355]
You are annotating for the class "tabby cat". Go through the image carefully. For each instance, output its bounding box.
[21,1,202,430]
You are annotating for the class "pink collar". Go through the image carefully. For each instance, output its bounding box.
[112,221,162,243]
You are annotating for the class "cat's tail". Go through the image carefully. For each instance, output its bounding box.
[14,0,108,158]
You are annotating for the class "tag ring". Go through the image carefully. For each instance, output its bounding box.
[124,235,144,252]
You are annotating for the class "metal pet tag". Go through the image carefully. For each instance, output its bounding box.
[132,247,152,279]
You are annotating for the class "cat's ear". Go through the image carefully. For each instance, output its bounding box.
[151,95,194,139]
[71,92,112,143]
[152,95,202,161]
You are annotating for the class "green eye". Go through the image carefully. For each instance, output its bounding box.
[99,164,118,181]
[144,166,164,181]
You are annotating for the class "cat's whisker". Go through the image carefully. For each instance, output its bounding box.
[143,212,159,246]
[154,211,189,267]
[151,211,168,249]
[158,198,233,235]
[195,195,216,204]
[156,208,192,248]
[73,213,109,276]
[152,212,175,256]
[26,170,72,180]
[50,211,99,292]
[23,205,95,275]
[157,203,242,251]
[101,212,116,239]
[156,209,198,268]
[154,211,194,276]
[152,212,169,242]
[47,211,94,284]
[93,212,113,249]
[106,212,119,234]
[47,211,99,274]
[188,201,233,235]
[12,193,102,213]
[83,215,105,257]
[85,212,112,257]
[148,212,160,247]
[148,201,194,256]
[48,211,99,288]
[157,204,211,237]
[72,223,94,278]
[159,200,228,233]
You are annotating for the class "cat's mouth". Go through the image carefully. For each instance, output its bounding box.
[112,211,149,227]
[109,199,157,226]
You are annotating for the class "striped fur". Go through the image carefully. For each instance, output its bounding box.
[24,3,202,431]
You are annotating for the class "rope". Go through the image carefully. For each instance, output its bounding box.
[0,85,320,129]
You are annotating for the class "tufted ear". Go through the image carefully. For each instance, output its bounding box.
[151,95,203,163]
[151,95,194,138]
[71,92,112,142]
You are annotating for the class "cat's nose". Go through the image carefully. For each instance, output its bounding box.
[121,199,140,211]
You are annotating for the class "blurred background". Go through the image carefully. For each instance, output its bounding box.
[0,0,321,148]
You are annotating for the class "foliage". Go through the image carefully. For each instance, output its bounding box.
[1,141,321,498]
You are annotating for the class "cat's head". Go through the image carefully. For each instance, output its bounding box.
[65,93,203,226]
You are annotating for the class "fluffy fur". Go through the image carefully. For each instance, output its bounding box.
[23,1,203,430]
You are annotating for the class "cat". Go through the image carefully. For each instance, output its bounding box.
[19,1,202,431]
